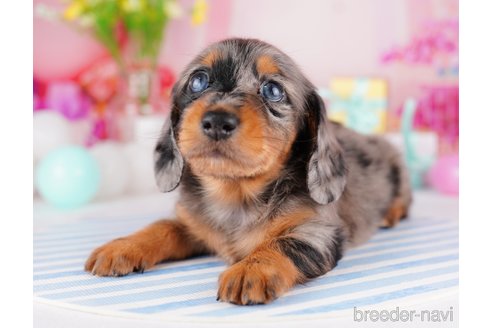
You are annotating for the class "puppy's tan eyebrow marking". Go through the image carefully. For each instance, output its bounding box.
[256,55,280,75]
[202,49,221,66]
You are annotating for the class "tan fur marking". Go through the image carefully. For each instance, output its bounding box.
[235,103,265,155]
[217,243,299,304]
[199,167,281,205]
[380,198,407,228]
[256,55,280,75]
[267,208,317,240]
[85,220,203,276]
[202,49,221,66]
[177,98,208,156]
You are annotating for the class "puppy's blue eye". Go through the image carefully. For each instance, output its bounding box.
[261,81,284,102]
[189,72,209,93]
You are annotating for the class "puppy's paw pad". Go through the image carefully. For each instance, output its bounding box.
[84,238,149,277]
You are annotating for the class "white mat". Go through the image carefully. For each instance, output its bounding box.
[34,214,458,323]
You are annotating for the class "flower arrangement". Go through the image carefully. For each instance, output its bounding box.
[36,0,208,142]
[381,19,458,76]
[381,18,459,154]
[61,0,207,69]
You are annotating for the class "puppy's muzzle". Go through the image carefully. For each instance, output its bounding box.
[201,111,239,141]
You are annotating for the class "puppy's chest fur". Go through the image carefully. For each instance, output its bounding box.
[177,183,271,263]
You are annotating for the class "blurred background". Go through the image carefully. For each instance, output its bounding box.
[33,0,458,210]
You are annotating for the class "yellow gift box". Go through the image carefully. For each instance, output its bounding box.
[323,78,388,134]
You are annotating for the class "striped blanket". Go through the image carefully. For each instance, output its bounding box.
[34,215,458,322]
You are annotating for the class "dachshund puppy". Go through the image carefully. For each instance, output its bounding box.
[85,38,412,305]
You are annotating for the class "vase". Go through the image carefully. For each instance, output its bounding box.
[112,65,165,143]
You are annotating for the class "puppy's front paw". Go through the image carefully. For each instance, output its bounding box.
[84,238,151,277]
[217,258,295,305]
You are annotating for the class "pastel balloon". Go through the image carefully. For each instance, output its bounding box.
[35,146,101,209]
[33,110,74,162]
[33,0,105,81]
[90,142,130,199]
[45,81,91,121]
[427,154,459,195]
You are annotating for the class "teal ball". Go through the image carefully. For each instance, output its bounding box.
[36,146,101,209]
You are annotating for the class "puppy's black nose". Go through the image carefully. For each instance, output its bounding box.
[201,111,239,140]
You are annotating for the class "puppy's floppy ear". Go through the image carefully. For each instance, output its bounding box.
[154,116,184,192]
[306,92,347,204]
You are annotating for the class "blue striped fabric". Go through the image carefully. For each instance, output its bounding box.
[33,216,458,320]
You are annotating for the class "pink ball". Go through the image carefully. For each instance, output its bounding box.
[427,154,459,195]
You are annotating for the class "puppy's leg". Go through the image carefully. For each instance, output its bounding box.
[85,220,205,276]
[380,152,412,228]
[217,211,344,305]
[380,197,408,228]
[380,162,412,228]
[217,244,299,305]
